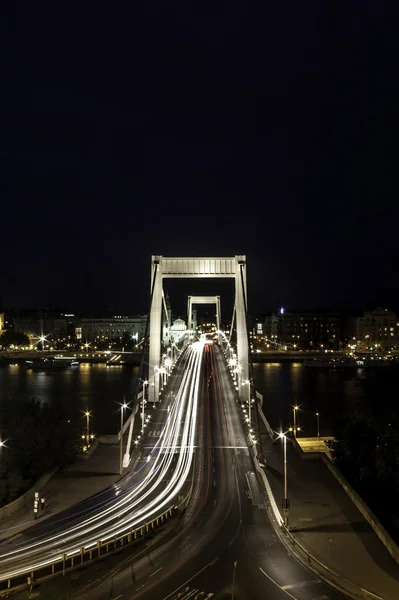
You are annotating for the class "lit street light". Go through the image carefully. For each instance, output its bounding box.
[278,431,290,528]
[141,380,148,434]
[120,401,128,475]
[292,405,300,438]
[84,410,92,446]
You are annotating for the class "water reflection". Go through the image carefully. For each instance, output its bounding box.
[0,363,140,435]
[253,362,397,437]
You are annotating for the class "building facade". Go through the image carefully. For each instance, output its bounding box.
[6,310,76,341]
[264,309,341,350]
[354,307,399,351]
[81,315,147,342]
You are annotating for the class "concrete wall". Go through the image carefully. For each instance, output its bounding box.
[322,455,399,565]
[0,467,59,520]
[257,405,274,439]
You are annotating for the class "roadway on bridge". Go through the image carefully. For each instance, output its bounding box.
[79,344,344,600]
[0,342,203,586]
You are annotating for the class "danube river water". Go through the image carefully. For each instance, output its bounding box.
[0,361,397,437]
[0,363,140,436]
[252,361,399,436]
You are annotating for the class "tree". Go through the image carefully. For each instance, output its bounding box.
[329,401,399,543]
[0,396,79,506]
[0,330,30,348]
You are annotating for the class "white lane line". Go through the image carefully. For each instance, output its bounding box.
[208,557,219,566]
[258,567,298,600]
[281,579,320,590]
[111,596,123,600]
[213,499,216,506]
[213,480,216,487]
[149,566,163,577]
[160,558,219,599]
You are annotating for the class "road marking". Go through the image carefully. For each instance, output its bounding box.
[161,558,220,599]
[213,499,216,506]
[258,567,298,599]
[208,557,219,566]
[149,567,163,577]
[281,579,320,590]
[111,596,123,600]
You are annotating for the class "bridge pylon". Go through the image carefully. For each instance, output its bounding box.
[148,256,249,405]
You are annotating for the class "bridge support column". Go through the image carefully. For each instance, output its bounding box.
[187,296,193,332]
[149,258,162,404]
[235,256,249,404]
[216,296,221,344]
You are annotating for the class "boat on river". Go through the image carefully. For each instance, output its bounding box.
[26,356,79,370]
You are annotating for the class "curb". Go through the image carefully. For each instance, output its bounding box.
[252,424,387,600]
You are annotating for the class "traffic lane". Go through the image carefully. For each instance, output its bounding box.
[215,346,345,600]
[0,355,194,577]
[78,359,218,599]
[82,347,239,600]
[0,411,176,553]
[2,372,185,548]
[134,347,238,598]
[159,344,290,600]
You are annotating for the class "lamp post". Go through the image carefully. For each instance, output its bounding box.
[293,405,299,438]
[120,402,128,475]
[142,380,148,434]
[316,412,320,437]
[231,561,237,600]
[243,379,251,423]
[278,432,290,527]
[85,411,91,446]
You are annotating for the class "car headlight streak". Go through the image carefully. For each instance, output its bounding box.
[0,341,205,581]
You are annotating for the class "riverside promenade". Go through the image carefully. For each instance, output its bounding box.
[0,443,124,544]
[259,416,399,600]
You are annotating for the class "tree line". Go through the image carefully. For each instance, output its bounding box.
[329,375,399,543]
[0,397,80,506]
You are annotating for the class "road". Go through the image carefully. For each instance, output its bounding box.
[0,341,204,586]
[78,343,345,600]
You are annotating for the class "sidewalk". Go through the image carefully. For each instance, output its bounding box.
[259,420,399,600]
[0,444,123,543]
[0,393,169,545]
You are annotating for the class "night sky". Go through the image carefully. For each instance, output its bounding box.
[1,3,397,317]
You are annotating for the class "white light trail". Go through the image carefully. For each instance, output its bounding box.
[0,341,205,581]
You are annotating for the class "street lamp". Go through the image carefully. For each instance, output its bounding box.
[278,431,290,528]
[141,380,148,433]
[84,410,92,446]
[316,412,320,437]
[292,405,300,438]
[242,379,251,423]
[120,402,128,475]
[164,357,172,373]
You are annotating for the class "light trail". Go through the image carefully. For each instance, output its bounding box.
[0,340,205,582]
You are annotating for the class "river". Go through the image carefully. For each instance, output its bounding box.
[0,361,396,437]
[252,362,399,436]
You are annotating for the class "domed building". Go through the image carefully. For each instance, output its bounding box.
[169,317,187,344]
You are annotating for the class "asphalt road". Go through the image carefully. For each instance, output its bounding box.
[0,344,200,584]
[78,343,345,600]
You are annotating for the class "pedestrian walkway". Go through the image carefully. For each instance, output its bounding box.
[258,417,399,600]
[0,444,123,543]
[0,396,166,545]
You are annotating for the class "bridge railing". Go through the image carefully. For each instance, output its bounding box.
[0,505,177,594]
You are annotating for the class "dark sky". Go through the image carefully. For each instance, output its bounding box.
[1,2,398,317]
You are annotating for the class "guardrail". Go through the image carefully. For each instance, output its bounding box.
[0,505,177,595]
[251,406,387,600]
